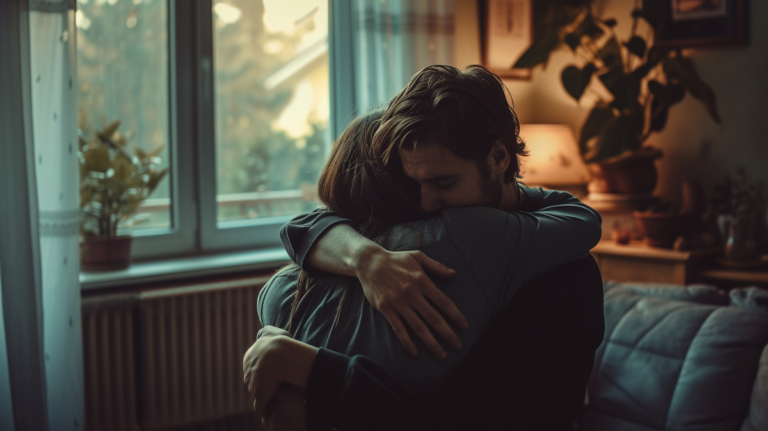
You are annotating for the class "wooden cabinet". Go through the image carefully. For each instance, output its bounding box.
[591,240,720,285]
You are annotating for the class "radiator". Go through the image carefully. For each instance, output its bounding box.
[82,275,270,431]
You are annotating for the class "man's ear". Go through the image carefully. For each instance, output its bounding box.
[488,140,511,176]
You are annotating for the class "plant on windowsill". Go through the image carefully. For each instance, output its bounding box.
[79,119,168,271]
[514,0,721,194]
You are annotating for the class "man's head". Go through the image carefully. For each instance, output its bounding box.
[373,65,528,213]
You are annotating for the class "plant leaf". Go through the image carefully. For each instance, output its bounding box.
[562,64,597,101]
[112,156,135,182]
[597,37,622,70]
[574,14,604,40]
[97,120,121,143]
[599,70,641,110]
[579,103,616,155]
[514,38,559,68]
[663,56,722,123]
[145,142,166,158]
[513,3,588,69]
[82,144,111,173]
[585,107,644,162]
[564,33,582,51]
[635,0,663,29]
[650,98,670,131]
[625,36,647,58]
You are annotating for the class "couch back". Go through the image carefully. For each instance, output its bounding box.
[581,283,768,431]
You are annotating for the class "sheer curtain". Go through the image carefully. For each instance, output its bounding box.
[28,1,83,429]
[351,0,455,112]
[0,263,13,431]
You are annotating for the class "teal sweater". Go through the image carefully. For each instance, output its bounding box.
[258,187,601,391]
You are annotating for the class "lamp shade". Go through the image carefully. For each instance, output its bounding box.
[519,124,590,188]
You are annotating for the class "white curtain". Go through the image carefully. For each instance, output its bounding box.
[0,263,13,431]
[28,1,83,430]
[352,0,455,112]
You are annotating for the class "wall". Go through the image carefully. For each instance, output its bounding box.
[454,0,768,203]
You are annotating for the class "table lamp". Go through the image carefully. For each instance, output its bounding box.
[518,124,590,196]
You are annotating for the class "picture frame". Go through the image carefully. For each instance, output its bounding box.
[656,0,749,48]
[478,0,534,80]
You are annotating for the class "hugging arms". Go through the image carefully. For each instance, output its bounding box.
[246,187,603,430]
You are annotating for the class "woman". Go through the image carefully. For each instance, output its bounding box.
[255,108,602,391]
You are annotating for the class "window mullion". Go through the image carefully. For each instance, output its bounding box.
[195,0,218,252]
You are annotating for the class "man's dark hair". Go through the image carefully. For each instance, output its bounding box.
[373,64,528,183]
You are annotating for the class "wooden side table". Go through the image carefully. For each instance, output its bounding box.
[591,240,720,284]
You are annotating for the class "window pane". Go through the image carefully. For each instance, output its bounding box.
[76,0,171,232]
[213,0,330,223]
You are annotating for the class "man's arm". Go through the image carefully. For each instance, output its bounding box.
[279,211,467,359]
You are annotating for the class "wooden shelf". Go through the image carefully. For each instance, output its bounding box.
[591,240,720,285]
[592,240,720,262]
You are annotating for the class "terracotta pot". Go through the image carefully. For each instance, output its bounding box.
[80,235,133,271]
[633,212,692,249]
[588,147,663,194]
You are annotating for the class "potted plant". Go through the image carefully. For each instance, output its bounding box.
[514,0,721,194]
[710,168,765,261]
[79,119,168,270]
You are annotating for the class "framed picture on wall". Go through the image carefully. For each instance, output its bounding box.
[478,0,534,80]
[656,0,749,47]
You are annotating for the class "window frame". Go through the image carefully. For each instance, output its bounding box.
[122,0,355,260]
[129,0,198,260]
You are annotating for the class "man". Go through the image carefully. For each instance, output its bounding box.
[244,65,604,430]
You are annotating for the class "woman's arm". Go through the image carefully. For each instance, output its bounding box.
[244,326,427,431]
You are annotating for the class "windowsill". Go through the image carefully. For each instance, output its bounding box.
[80,247,290,291]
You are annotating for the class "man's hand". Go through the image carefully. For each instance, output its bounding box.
[353,245,468,359]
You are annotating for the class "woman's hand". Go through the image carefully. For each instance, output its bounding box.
[263,385,306,431]
[243,327,317,417]
[353,245,468,359]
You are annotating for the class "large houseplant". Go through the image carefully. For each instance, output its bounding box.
[79,119,168,270]
[514,0,721,193]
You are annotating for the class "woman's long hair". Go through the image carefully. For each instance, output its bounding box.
[286,109,423,331]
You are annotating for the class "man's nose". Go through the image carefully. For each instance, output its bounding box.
[420,187,442,213]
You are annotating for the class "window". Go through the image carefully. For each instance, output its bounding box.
[76,0,172,231]
[75,0,346,260]
[213,0,329,224]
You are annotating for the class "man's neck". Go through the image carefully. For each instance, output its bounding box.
[498,181,521,212]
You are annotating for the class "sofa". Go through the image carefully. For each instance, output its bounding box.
[580,282,768,431]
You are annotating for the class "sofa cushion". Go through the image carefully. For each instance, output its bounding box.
[605,282,729,305]
[585,286,768,431]
[730,287,768,316]
[741,344,768,431]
